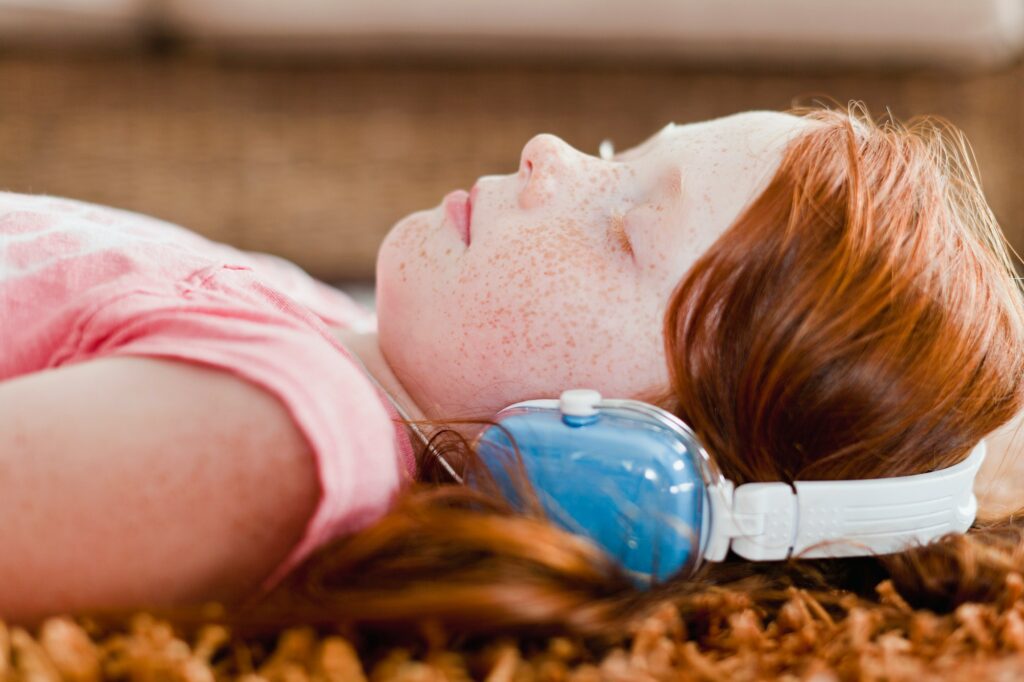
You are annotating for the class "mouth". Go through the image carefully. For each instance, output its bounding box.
[443,187,473,246]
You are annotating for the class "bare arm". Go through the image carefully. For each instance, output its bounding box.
[0,356,320,625]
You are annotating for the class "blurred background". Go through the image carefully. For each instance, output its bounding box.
[2,0,1023,307]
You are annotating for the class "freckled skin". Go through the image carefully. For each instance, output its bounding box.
[376,111,818,419]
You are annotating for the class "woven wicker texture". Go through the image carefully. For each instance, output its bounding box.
[0,50,1021,281]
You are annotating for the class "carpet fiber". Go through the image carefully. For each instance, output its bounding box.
[6,579,1024,680]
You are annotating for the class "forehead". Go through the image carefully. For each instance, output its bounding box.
[632,111,813,206]
[635,111,814,268]
[652,110,810,156]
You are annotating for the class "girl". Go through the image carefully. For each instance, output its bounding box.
[1,103,1022,634]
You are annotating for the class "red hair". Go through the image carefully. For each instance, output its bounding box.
[650,103,1024,485]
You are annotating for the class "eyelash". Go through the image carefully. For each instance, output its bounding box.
[605,122,676,161]
[607,216,635,260]
[598,139,648,162]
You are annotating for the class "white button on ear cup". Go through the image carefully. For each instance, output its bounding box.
[559,389,602,416]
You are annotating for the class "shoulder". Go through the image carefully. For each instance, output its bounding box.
[0,355,320,622]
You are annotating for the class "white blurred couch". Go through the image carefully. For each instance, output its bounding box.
[2,0,1023,70]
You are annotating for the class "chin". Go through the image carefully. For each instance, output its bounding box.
[375,301,410,385]
[374,228,407,312]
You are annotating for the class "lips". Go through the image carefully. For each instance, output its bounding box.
[443,188,472,246]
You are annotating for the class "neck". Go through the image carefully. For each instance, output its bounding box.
[330,326,472,483]
[329,327,428,427]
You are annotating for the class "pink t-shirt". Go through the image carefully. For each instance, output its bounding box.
[0,191,416,596]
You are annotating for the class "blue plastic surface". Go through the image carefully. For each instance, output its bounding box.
[473,405,709,585]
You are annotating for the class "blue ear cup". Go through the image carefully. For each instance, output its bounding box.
[469,390,714,587]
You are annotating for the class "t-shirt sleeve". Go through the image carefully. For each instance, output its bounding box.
[62,265,406,595]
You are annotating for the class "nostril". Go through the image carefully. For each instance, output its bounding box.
[525,160,533,174]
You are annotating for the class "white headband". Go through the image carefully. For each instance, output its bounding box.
[704,439,986,561]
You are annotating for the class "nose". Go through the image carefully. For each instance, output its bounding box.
[517,133,574,208]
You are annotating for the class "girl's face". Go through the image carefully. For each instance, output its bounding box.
[376,111,814,418]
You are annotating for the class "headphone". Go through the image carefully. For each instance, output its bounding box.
[464,389,986,588]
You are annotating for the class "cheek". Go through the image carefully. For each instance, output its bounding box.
[379,211,673,417]
[632,205,714,307]
[447,222,666,403]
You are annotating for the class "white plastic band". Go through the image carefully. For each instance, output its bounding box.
[709,440,987,562]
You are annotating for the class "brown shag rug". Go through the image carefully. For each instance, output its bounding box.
[5,578,1024,681]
